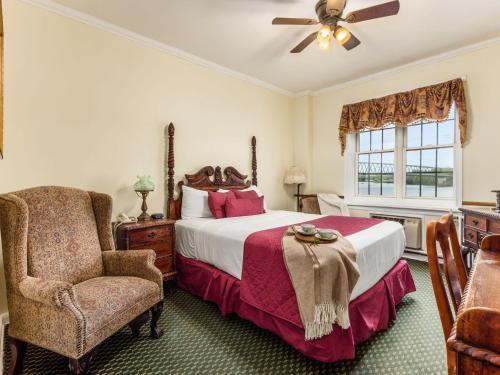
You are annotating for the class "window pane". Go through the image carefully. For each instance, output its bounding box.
[407,124,421,148]
[358,154,369,195]
[383,127,395,150]
[382,152,394,196]
[359,131,370,152]
[406,150,420,197]
[422,122,437,146]
[438,120,455,145]
[437,148,454,198]
[371,130,382,151]
[369,153,381,195]
[421,149,436,197]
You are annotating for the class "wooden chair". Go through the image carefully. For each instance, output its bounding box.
[481,234,500,252]
[426,214,469,375]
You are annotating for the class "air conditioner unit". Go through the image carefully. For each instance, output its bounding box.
[370,214,422,250]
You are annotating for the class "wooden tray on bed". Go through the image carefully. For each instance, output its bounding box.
[293,230,337,244]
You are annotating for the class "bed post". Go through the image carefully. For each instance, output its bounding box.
[167,123,175,218]
[251,136,257,186]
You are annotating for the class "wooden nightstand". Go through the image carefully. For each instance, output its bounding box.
[115,219,176,280]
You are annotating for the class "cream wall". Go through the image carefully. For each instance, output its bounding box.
[0,1,295,315]
[305,42,500,202]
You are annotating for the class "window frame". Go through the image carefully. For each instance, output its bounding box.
[344,110,462,210]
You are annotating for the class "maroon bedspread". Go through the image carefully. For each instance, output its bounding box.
[240,215,383,327]
[177,255,416,362]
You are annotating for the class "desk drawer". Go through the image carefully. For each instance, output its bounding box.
[489,219,500,234]
[464,228,478,246]
[465,215,487,232]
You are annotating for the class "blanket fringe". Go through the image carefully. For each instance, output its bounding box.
[305,302,350,340]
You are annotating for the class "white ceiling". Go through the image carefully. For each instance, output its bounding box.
[47,0,500,94]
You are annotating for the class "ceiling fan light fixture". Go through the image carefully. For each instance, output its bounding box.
[318,38,331,51]
[318,24,331,39]
[317,24,331,50]
[334,26,351,46]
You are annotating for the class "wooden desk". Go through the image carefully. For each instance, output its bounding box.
[447,246,500,374]
[460,207,500,272]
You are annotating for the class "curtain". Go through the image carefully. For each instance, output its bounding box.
[338,78,467,155]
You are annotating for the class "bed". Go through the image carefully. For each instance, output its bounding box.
[165,124,415,362]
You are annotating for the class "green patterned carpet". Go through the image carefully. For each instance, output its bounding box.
[3,260,446,374]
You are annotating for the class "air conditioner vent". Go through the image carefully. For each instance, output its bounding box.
[370,214,422,250]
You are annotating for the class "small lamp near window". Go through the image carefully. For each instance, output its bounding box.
[284,166,307,211]
[133,175,155,221]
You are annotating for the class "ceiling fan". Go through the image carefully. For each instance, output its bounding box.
[272,0,400,53]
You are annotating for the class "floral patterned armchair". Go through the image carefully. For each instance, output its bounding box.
[0,186,164,375]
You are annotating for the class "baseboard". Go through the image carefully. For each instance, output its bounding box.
[0,312,10,375]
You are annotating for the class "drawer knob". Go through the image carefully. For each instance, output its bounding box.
[147,232,157,239]
[472,219,479,226]
[467,233,473,239]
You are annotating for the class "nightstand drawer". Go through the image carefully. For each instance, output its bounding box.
[129,226,171,246]
[130,242,173,257]
[115,218,176,280]
[155,255,174,274]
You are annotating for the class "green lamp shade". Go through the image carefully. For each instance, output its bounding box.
[133,175,155,192]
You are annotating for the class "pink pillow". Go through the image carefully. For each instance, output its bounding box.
[233,190,259,200]
[208,191,236,219]
[225,196,265,218]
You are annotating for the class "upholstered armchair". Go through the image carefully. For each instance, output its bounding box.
[0,187,164,375]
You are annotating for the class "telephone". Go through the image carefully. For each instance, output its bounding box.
[117,213,137,224]
[113,213,137,243]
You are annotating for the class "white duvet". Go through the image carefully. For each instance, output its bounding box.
[175,211,405,300]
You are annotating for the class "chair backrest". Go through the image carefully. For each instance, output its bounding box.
[481,234,500,252]
[9,186,105,284]
[300,197,321,214]
[426,213,468,338]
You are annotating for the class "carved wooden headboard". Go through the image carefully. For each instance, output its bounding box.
[166,123,257,220]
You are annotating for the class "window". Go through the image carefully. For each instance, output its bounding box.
[350,107,460,207]
[357,125,395,197]
[405,114,455,199]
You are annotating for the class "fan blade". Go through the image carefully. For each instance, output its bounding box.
[342,31,361,51]
[272,17,318,26]
[291,32,318,53]
[345,0,400,23]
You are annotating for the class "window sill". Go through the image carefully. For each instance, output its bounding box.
[346,197,460,213]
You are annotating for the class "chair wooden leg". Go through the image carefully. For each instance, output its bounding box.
[68,347,97,375]
[128,310,150,337]
[150,301,164,339]
[7,336,27,375]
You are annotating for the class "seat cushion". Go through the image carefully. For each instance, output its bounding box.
[74,276,161,336]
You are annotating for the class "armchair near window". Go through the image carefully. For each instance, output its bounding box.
[0,187,164,375]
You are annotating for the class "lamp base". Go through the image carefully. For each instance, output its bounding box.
[136,190,152,221]
[137,212,151,221]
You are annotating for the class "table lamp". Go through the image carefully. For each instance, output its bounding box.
[133,175,155,221]
[284,166,307,211]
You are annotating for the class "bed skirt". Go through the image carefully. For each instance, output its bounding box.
[176,254,416,363]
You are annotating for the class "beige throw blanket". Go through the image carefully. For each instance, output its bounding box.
[282,227,360,340]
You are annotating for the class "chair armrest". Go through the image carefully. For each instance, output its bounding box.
[102,250,164,298]
[18,276,76,308]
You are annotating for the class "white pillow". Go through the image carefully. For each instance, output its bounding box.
[218,185,268,211]
[181,186,212,219]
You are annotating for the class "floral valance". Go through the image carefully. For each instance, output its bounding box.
[339,78,467,155]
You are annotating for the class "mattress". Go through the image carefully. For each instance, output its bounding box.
[175,210,406,300]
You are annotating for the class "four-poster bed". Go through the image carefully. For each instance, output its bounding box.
[165,123,415,362]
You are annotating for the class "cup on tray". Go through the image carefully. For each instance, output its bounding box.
[317,229,335,240]
[300,224,316,235]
